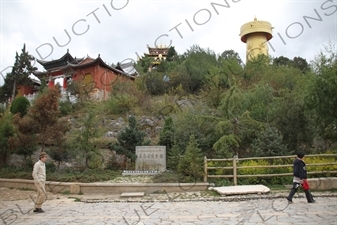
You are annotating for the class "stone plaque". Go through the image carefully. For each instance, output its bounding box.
[135,146,166,172]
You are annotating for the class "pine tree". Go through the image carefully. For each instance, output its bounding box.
[177,134,204,180]
[166,143,181,171]
[108,115,150,168]
[166,47,177,62]
[158,116,175,152]
[8,44,37,100]
[251,126,288,156]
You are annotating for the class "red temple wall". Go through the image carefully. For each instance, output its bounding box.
[16,85,34,96]
[72,64,130,92]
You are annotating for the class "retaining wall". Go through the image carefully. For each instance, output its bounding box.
[0,179,209,194]
[1,177,335,195]
[307,177,337,191]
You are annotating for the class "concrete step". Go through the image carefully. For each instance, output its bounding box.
[120,192,145,198]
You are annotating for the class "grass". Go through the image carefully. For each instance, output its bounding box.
[201,190,220,197]
[152,190,167,194]
[152,171,203,183]
[17,187,34,191]
[269,185,289,191]
[68,197,81,202]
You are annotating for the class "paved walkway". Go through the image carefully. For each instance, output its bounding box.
[1,192,337,225]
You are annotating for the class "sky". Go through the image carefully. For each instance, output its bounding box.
[0,0,336,86]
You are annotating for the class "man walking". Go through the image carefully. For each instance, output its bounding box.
[32,152,48,213]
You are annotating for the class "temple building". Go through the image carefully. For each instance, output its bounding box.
[34,50,137,100]
[16,74,41,96]
[240,17,273,62]
[143,44,169,67]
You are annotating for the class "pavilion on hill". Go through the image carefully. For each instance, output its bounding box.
[143,44,169,68]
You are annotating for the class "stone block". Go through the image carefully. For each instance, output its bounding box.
[120,192,145,197]
[135,146,166,172]
[70,184,81,194]
[213,185,270,195]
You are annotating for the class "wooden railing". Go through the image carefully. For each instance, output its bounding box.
[204,154,337,185]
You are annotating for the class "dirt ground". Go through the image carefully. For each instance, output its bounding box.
[0,187,45,201]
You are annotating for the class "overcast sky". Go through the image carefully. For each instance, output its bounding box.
[1,0,336,86]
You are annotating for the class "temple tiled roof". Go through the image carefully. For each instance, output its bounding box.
[37,50,85,71]
[35,51,136,80]
[115,61,139,77]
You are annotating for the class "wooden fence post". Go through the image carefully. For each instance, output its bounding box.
[233,155,238,185]
[204,156,208,182]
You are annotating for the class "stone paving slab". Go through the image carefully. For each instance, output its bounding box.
[120,192,145,197]
[213,185,270,195]
[1,194,337,224]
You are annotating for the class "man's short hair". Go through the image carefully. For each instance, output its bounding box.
[297,151,305,159]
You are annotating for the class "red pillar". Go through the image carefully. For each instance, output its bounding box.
[48,79,55,88]
[63,78,67,89]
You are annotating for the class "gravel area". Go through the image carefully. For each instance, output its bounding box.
[100,175,154,183]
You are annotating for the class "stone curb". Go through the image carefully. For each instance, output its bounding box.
[82,192,337,203]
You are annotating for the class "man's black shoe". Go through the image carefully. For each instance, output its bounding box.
[33,208,44,213]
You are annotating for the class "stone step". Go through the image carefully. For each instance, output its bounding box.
[120,192,145,198]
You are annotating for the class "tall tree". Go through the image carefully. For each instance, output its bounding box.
[9,113,37,169]
[0,76,14,103]
[183,45,219,93]
[308,43,337,143]
[158,116,175,152]
[64,107,101,168]
[0,110,15,166]
[177,134,204,180]
[292,56,309,73]
[28,87,69,152]
[273,56,291,66]
[251,126,288,156]
[166,46,178,62]
[221,50,243,65]
[7,44,37,100]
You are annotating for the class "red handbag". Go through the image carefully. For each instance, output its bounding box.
[302,179,310,190]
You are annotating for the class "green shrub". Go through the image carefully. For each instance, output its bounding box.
[0,104,5,114]
[46,162,57,173]
[86,152,104,169]
[107,94,136,114]
[207,161,233,176]
[10,96,30,117]
[305,155,337,177]
[59,101,73,116]
[209,178,232,187]
[238,160,271,184]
